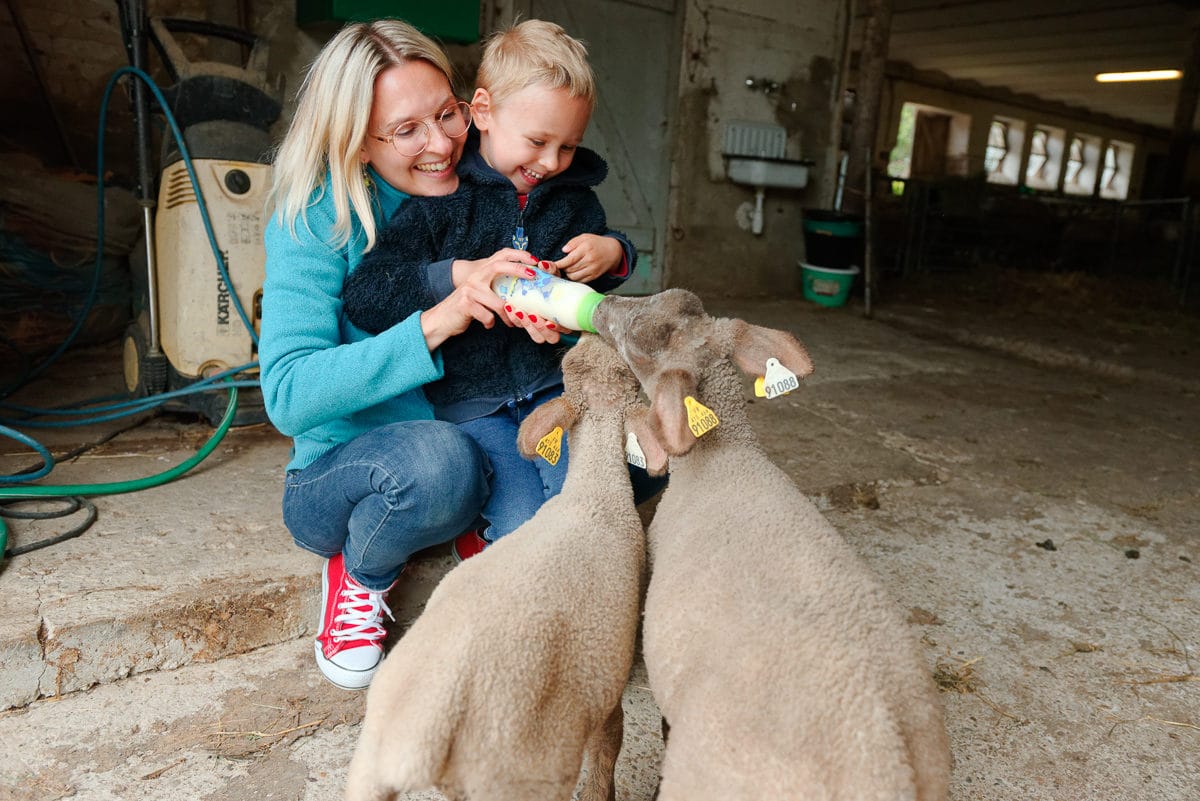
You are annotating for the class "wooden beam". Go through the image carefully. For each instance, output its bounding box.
[890,1,1187,36]
[846,0,895,217]
[1165,25,1200,194]
[883,59,1174,138]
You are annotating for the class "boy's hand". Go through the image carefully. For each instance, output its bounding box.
[551,234,622,284]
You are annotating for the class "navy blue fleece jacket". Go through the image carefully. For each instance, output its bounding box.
[342,135,635,422]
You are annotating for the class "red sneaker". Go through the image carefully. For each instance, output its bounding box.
[314,553,394,690]
[451,529,489,564]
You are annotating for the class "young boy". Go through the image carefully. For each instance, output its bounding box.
[342,19,637,558]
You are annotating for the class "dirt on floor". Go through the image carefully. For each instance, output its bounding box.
[2,268,1198,800]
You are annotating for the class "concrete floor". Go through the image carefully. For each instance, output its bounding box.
[1,273,1197,800]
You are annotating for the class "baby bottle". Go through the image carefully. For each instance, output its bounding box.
[492,265,604,333]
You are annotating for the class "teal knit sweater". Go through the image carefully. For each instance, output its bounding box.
[259,169,444,471]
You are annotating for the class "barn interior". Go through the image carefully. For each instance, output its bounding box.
[1,2,1197,800]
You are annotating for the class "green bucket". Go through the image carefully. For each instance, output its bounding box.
[802,209,864,270]
[800,262,859,307]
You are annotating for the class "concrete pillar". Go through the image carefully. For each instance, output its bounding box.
[1165,25,1200,197]
[843,0,893,216]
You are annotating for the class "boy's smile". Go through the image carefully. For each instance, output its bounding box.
[518,166,546,186]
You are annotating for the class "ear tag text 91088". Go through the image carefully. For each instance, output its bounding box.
[536,426,563,465]
[625,432,647,468]
[683,396,719,438]
[758,357,799,400]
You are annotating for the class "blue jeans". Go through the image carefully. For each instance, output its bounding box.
[458,390,569,542]
[458,390,669,543]
[283,420,491,590]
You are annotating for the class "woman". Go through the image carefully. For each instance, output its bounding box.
[259,20,550,691]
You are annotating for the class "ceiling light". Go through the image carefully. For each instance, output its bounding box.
[1095,69,1182,83]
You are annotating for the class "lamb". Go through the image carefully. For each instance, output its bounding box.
[591,289,951,801]
[344,333,668,801]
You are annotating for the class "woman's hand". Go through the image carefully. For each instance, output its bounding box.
[548,234,623,283]
[450,248,538,287]
[496,296,562,344]
[422,257,560,350]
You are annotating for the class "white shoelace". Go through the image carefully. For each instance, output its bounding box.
[331,583,395,643]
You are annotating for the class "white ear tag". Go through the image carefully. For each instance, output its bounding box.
[625,432,647,469]
[762,357,799,399]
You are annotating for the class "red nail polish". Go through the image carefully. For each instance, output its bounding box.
[529,315,538,323]
[546,322,556,329]
[515,311,525,319]
[505,305,513,312]
[525,268,537,277]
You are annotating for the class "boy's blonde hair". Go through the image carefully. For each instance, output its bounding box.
[476,19,595,111]
[268,20,454,249]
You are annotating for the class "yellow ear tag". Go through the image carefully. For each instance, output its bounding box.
[625,432,647,469]
[762,357,800,399]
[683,396,719,438]
[754,376,767,397]
[535,426,563,465]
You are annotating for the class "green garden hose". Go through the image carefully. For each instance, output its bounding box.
[0,64,260,565]
[0,386,237,563]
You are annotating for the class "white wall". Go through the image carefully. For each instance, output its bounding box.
[664,0,848,295]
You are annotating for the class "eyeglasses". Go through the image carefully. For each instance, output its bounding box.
[369,101,472,157]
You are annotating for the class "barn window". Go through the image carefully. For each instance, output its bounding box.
[985,117,1024,186]
[1064,134,1102,196]
[1099,140,1134,200]
[1024,125,1065,191]
[1065,137,1085,185]
[1027,129,1049,180]
[984,120,1008,175]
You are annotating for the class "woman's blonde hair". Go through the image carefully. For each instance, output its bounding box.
[268,20,454,249]
[476,19,595,111]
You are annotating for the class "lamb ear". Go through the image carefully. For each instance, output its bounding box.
[729,319,815,380]
[626,405,669,476]
[649,368,701,456]
[517,397,577,458]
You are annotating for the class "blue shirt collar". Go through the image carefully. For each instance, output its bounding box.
[365,164,411,218]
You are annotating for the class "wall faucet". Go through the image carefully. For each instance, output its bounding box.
[745,76,781,95]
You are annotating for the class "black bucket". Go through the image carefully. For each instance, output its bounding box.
[802,209,864,270]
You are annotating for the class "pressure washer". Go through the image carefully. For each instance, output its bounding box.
[0,4,280,562]
[115,0,280,426]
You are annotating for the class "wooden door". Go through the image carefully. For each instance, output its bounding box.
[520,0,680,293]
[911,111,950,179]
